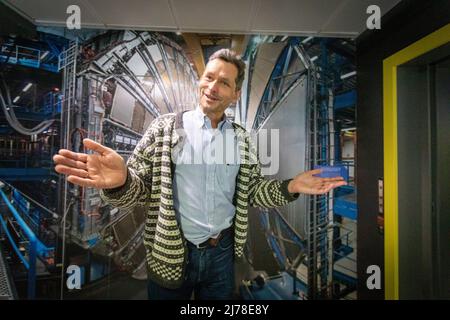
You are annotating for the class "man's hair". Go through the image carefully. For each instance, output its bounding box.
[208,49,246,91]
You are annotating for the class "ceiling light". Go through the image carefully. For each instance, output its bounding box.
[22,83,33,92]
[40,51,49,60]
[13,96,20,103]
[340,71,356,80]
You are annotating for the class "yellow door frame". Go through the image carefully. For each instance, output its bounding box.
[383,23,450,300]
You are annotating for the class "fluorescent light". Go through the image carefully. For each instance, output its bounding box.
[280,36,288,42]
[310,56,318,62]
[40,51,49,60]
[13,96,20,103]
[302,36,313,44]
[22,83,33,92]
[340,71,356,80]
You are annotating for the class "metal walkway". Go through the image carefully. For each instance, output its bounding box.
[0,245,16,300]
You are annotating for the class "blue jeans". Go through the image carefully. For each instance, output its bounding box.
[147,229,235,300]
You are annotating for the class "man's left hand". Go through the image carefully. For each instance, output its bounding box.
[287,169,347,195]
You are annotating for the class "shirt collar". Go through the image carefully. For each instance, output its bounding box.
[193,106,229,131]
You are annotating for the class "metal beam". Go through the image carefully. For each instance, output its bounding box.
[231,35,247,56]
[181,33,205,77]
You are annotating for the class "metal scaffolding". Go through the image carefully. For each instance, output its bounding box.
[242,36,356,300]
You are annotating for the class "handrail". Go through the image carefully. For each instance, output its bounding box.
[12,188,59,219]
[0,187,37,299]
[0,44,58,73]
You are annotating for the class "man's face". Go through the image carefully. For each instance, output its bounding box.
[199,58,241,115]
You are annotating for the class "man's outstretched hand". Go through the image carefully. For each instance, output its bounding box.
[53,138,127,189]
[287,169,347,195]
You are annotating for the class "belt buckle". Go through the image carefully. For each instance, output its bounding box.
[196,241,208,249]
[196,232,223,249]
[208,236,220,247]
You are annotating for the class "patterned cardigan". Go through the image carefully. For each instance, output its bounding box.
[99,112,299,289]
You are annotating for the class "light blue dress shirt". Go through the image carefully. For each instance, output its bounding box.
[172,107,240,245]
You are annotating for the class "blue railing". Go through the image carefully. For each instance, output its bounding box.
[0,44,59,73]
[0,188,36,299]
[41,91,62,115]
[0,185,54,299]
[11,189,58,250]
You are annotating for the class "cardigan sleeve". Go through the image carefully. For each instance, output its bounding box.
[99,123,156,210]
[247,137,299,208]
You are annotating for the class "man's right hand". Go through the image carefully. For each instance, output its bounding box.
[53,138,127,189]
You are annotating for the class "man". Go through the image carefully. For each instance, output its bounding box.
[53,49,346,300]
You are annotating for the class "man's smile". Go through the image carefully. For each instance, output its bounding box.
[203,92,220,102]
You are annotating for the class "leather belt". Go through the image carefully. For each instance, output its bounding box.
[189,226,233,249]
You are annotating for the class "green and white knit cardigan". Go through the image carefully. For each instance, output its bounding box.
[100,112,298,289]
